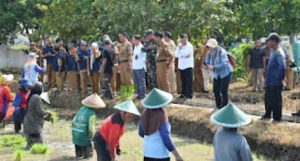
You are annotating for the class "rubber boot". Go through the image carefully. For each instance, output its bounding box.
[118,85,127,99]
[127,85,135,99]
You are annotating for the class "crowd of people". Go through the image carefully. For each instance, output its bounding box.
[0,30,299,161]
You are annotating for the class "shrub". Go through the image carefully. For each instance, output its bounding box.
[0,135,26,147]
[31,144,48,154]
[231,43,254,81]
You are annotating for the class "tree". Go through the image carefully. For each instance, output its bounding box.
[0,0,49,44]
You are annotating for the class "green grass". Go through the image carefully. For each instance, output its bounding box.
[31,144,48,154]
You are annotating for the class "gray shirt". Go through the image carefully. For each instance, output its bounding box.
[23,94,47,134]
[213,128,253,161]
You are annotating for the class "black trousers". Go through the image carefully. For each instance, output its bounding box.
[144,157,170,161]
[213,73,231,108]
[103,73,113,99]
[180,68,193,99]
[75,144,93,158]
[264,85,282,121]
[93,132,111,161]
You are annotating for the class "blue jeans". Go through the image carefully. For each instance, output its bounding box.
[133,69,146,99]
[213,73,231,108]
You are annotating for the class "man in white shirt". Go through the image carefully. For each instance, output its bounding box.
[175,33,194,99]
[132,35,146,99]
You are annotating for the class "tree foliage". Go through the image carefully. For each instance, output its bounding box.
[0,0,49,43]
[2,0,300,44]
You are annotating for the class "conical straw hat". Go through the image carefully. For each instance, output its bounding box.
[210,103,252,128]
[82,93,106,109]
[142,88,173,109]
[114,100,140,116]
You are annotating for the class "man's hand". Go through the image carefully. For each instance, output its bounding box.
[148,45,156,50]
[127,63,132,70]
[207,65,214,70]
[116,148,121,156]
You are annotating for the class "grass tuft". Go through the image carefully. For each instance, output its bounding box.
[31,144,48,154]
[50,111,58,124]
[0,135,26,147]
[15,150,25,161]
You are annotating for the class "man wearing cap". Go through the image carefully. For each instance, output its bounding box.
[164,32,177,94]
[211,103,253,161]
[139,88,184,161]
[42,37,55,89]
[77,40,91,94]
[154,32,173,93]
[263,33,286,122]
[116,32,134,99]
[0,74,14,122]
[142,29,158,91]
[23,53,47,85]
[175,33,194,99]
[205,38,233,108]
[132,35,146,99]
[72,94,106,159]
[93,100,140,161]
[12,79,32,133]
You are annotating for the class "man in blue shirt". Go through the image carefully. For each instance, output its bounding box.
[77,40,91,94]
[247,39,265,92]
[42,37,55,90]
[66,43,80,92]
[263,33,286,122]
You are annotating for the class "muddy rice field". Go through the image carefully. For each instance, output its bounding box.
[0,80,300,161]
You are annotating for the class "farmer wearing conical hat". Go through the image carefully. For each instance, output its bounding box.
[0,74,14,123]
[93,100,140,161]
[12,79,33,133]
[139,88,184,161]
[210,103,253,161]
[72,93,106,159]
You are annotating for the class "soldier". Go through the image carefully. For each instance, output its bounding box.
[142,29,158,91]
[164,32,177,94]
[194,43,204,92]
[154,32,173,93]
[116,32,134,99]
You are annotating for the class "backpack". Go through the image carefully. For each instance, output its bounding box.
[227,53,237,68]
[215,49,237,68]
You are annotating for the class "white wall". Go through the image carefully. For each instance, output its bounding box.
[0,45,27,69]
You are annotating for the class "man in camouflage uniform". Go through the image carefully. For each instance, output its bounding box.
[142,29,158,91]
[154,32,173,92]
[116,32,134,99]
